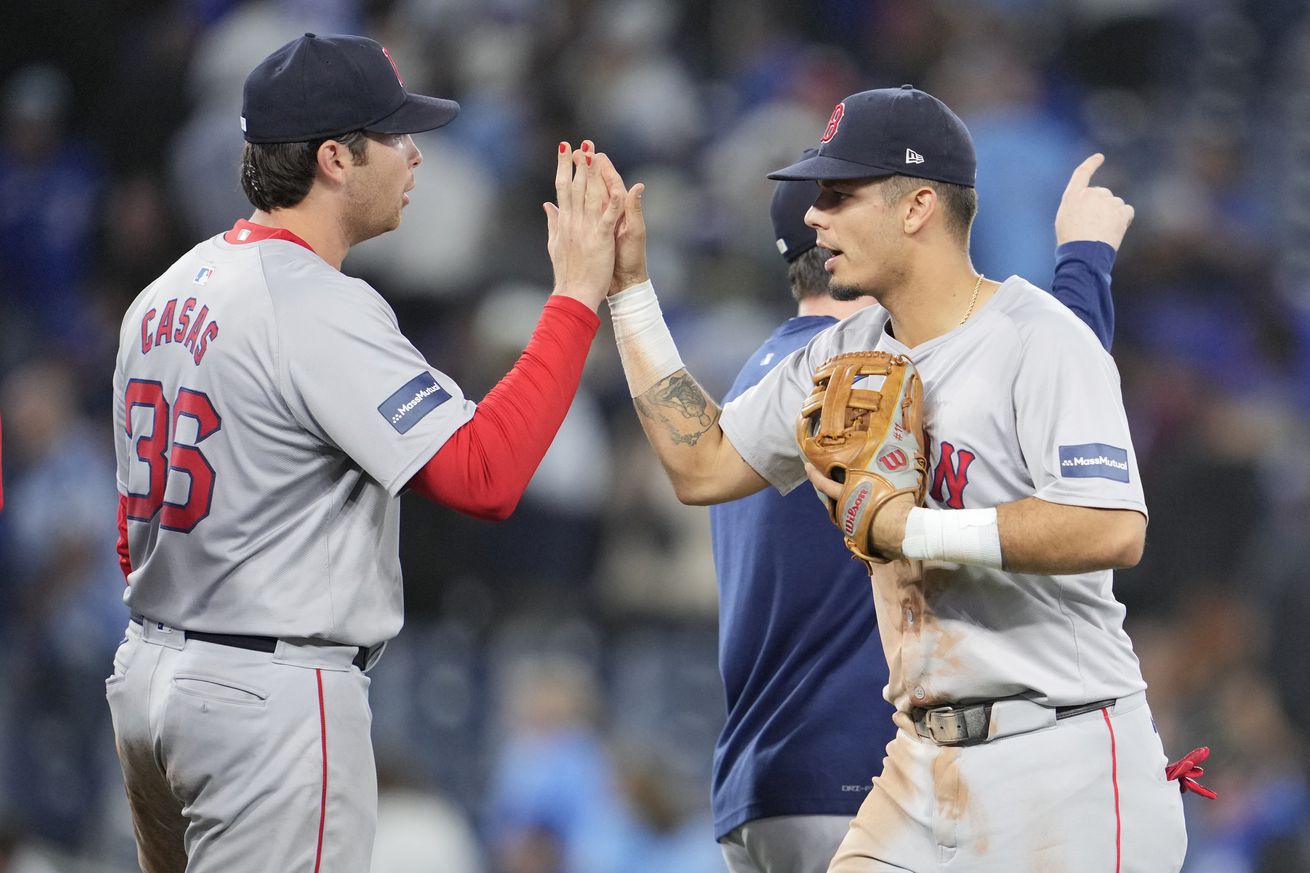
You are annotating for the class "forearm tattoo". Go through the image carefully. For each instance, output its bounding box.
[635,372,720,446]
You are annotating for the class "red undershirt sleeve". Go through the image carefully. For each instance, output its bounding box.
[117,493,131,582]
[406,295,601,521]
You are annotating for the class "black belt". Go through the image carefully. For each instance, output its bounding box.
[912,697,1116,745]
[1053,699,1118,720]
[131,615,369,671]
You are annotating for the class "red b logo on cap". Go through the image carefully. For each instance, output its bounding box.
[821,102,845,143]
[382,46,404,85]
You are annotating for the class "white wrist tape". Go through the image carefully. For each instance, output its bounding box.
[901,507,1003,569]
[607,279,685,397]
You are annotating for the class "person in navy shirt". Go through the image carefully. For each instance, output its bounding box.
[711,149,1131,873]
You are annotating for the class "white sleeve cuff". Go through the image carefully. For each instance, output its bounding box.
[606,280,685,397]
[901,507,1003,569]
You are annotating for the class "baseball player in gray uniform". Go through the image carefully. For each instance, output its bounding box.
[108,33,632,873]
[604,86,1201,871]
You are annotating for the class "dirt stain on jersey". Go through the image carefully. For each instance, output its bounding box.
[930,626,967,676]
[900,586,926,635]
[872,559,927,712]
[921,571,947,602]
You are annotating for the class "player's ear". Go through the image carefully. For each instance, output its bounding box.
[901,185,937,236]
[315,139,351,185]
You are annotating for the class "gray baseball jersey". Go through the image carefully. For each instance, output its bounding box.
[719,275,1147,713]
[112,227,474,646]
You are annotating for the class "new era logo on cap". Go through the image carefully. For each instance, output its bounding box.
[906,148,924,164]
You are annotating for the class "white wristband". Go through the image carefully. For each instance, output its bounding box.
[901,507,1003,569]
[607,279,686,397]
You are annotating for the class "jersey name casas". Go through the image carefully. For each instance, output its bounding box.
[720,276,1147,712]
[112,227,474,646]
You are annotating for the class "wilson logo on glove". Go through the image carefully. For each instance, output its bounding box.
[842,482,872,537]
[879,448,908,471]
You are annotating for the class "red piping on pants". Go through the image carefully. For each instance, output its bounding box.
[314,669,327,873]
[1102,707,1121,873]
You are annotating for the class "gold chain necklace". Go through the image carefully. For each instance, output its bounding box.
[960,273,984,325]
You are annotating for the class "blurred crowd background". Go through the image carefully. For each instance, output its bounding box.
[1,0,1309,870]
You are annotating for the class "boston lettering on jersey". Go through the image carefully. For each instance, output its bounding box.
[929,439,975,509]
[140,295,220,365]
[378,372,451,434]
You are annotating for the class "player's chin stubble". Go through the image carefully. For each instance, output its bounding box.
[820,244,876,302]
[344,196,401,244]
[829,283,875,302]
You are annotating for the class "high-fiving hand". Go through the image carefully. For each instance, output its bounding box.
[544,140,627,310]
[610,176,647,295]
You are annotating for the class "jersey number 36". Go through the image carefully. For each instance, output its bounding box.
[124,379,221,532]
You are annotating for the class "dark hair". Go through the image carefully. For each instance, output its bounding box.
[880,175,978,244]
[787,245,831,303]
[239,131,370,211]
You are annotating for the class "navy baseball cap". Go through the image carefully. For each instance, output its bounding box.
[241,33,460,143]
[768,86,975,187]
[770,149,820,262]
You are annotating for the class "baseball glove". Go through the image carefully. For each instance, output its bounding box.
[796,351,928,565]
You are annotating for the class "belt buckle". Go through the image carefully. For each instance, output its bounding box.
[923,707,973,745]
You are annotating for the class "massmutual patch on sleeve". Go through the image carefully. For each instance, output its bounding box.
[378,372,451,434]
[1058,443,1130,482]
